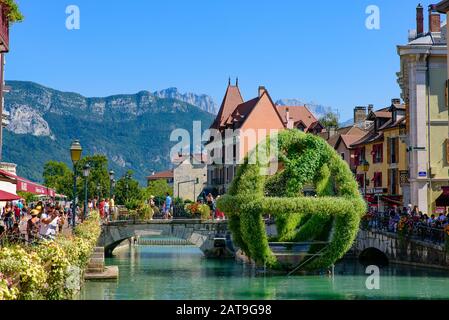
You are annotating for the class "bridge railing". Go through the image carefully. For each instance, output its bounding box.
[361,214,446,245]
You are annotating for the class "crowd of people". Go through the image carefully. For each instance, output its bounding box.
[84,196,116,223]
[366,204,449,241]
[149,192,225,220]
[0,196,117,245]
[0,200,72,244]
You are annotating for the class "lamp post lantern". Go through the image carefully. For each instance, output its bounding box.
[82,163,90,221]
[70,140,82,228]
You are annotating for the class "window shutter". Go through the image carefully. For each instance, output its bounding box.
[372,145,376,163]
[395,169,399,195]
[388,170,393,194]
[380,144,384,163]
[379,172,382,188]
[394,138,399,164]
[446,79,449,109]
[387,139,391,164]
[446,139,449,164]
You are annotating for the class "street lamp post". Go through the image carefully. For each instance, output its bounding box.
[83,163,90,221]
[70,140,83,228]
[109,170,115,199]
[361,159,370,198]
[125,173,130,203]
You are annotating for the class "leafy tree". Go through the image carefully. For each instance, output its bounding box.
[145,180,173,199]
[42,161,73,198]
[114,170,143,205]
[17,191,38,204]
[76,155,110,201]
[319,111,340,129]
[42,155,113,201]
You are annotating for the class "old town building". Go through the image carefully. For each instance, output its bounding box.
[397,4,449,214]
[350,100,408,211]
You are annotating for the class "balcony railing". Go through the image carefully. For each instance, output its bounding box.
[0,5,9,53]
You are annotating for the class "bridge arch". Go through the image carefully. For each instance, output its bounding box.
[359,247,389,267]
[98,220,234,258]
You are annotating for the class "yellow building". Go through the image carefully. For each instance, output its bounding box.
[397,4,449,214]
[351,101,408,211]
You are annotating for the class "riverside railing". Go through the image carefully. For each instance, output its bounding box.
[361,214,446,245]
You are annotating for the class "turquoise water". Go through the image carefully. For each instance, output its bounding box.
[79,242,449,300]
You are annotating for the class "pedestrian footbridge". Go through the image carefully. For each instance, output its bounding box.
[98,219,234,257]
[353,229,449,269]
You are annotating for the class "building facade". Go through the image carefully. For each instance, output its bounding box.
[206,81,286,195]
[173,154,207,201]
[397,4,449,214]
[351,101,408,211]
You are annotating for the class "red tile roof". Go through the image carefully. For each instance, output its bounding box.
[277,106,318,130]
[147,170,173,180]
[226,97,260,129]
[211,85,244,129]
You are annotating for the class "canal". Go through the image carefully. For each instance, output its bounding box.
[79,240,449,300]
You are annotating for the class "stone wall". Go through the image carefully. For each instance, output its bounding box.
[354,230,449,268]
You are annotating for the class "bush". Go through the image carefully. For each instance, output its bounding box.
[0,246,46,300]
[0,211,101,300]
[217,130,366,270]
[137,205,154,220]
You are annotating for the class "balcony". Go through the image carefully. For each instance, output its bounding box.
[0,5,9,53]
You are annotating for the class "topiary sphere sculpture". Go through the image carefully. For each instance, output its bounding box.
[217,129,366,271]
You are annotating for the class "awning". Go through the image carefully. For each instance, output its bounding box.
[436,187,449,207]
[0,190,21,201]
[0,169,56,197]
[381,196,403,206]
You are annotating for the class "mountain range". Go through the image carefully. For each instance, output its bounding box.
[2,81,346,186]
[3,81,215,185]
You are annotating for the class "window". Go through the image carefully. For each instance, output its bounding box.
[372,144,383,163]
[356,174,365,189]
[373,172,382,188]
[388,138,399,164]
[341,153,345,161]
[353,147,366,166]
[389,169,398,195]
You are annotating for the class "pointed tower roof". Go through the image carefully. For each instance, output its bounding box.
[210,81,244,129]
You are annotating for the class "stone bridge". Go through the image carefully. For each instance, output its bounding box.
[98,219,234,257]
[352,229,449,269]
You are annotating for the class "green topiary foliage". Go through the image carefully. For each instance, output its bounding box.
[216,129,366,270]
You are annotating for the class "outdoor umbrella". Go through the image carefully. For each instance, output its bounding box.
[0,190,21,201]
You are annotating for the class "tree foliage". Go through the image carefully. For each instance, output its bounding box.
[144,180,173,199]
[2,0,24,23]
[114,170,143,205]
[319,111,339,129]
[43,155,112,201]
[217,129,366,271]
[42,161,73,198]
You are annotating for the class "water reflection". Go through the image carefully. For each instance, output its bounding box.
[79,241,449,300]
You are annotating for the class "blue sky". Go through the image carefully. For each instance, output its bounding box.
[6,0,437,121]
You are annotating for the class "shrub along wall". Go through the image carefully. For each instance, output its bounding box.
[217,130,366,270]
[0,212,101,300]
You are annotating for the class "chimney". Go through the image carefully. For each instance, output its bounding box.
[429,4,441,33]
[329,126,337,138]
[391,98,401,105]
[285,107,294,129]
[417,4,424,36]
[368,104,374,115]
[258,86,266,97]
[354,106,367,124]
